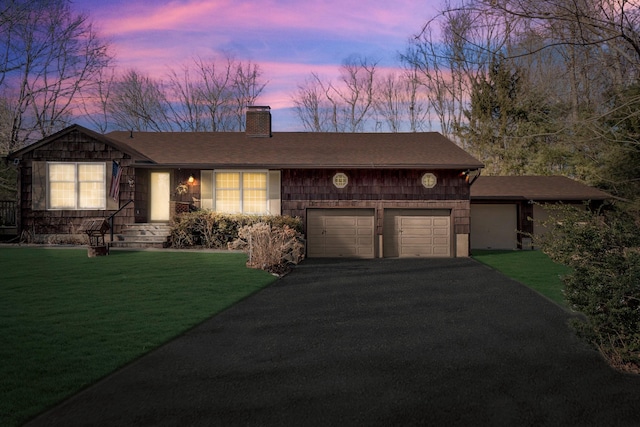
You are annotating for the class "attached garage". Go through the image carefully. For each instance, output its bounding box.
[470,204,518,250]
[471,176,610,251]
[383,209,451,258]
[307,209,375,258]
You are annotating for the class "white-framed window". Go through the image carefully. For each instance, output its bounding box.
[48,162,106,210]
[214,171,268,214]
[333,172,348,188]
[421,173,437,189]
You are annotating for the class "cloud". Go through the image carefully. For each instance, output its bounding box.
[93,0,430,67]
[73,0,433,126]
[98,0,429,39]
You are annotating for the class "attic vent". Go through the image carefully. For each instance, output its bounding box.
[246,106,271,137]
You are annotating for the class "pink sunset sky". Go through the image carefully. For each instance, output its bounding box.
[72,0,437,130]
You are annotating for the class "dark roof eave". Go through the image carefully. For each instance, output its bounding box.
[471,196,609,201]
[132,162,484,170]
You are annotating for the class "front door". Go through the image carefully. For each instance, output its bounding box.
[150,171,171,222]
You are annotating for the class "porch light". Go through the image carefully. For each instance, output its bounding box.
[188,174,195,184]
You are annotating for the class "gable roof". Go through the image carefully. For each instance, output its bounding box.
[471,176,610,201]
[104,131,484,169]
[8,124,153,162]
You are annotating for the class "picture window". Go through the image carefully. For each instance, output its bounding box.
[48,162,106,210]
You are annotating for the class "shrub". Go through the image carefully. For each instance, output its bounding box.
[228,222,305,275]
[537,204,640,373]
[170,211,303,250]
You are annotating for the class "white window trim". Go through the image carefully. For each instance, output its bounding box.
[421,173,437,189]
[47,162,106,210]
[213,170,269,214]
[333,172,348,188]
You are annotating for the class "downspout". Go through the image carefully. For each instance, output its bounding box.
[468,168,481,186]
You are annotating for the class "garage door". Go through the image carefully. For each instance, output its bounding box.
[398,216,451,257]
[471,204,518,250]
[307,209,375,258]
[383,209,452,258]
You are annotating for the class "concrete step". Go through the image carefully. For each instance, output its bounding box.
[111,223,171,249]
[110,241,168,249]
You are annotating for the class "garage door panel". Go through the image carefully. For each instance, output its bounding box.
[402,236,433,244]
[402,217,433,227]
[307,209,375,258]
[325,217,355,227]
[433,246,449,255]
[433,218,449,226]
[325,228,357,237]
[398,216,450,258]
[433,228,448,236]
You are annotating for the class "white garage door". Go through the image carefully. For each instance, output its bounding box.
[398,216,451,257]
[307,209,375,258]
[471,204,518,250]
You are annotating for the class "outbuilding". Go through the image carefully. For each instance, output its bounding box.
[470,176,610,250]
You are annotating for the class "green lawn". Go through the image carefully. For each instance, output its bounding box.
[0,247,276,427]
[472,249,571,306]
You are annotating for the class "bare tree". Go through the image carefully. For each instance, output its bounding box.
[403,0,640,192]
[142,54,266,132]
[403,66,432,132]
[79,66,116,133]
[292,74,332,132]
[0,0,113,150]
[402,2,513,140]
[194,56,234,131]
[335,55,377,132]
[374,68,431,132]
[231,59,267,131]
[107,69,175,132]
[167,65,207,132]
[291,55,382,132]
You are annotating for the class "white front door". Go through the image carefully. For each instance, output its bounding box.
[150,172,171,221]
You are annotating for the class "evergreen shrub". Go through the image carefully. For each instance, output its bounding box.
[538,204,640,373]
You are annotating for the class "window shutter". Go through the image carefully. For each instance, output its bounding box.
[106,162,119,210]
[268,170,281,215]
[200,170,213,210]
[32,161,47,210]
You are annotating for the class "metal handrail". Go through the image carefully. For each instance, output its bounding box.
[107,199,134,242]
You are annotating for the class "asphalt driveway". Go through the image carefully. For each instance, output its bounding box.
[26,258,640,426]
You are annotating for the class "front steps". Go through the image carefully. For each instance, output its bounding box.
[110,223,171,249]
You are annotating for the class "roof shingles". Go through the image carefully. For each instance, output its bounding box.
[471,176,610,201]
[105,131,484,169]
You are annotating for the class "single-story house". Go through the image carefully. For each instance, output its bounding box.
[470,175,611,250]
[8,106,485,258]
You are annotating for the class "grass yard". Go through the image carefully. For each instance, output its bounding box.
[0,247,276,427]
[472,250,571,306]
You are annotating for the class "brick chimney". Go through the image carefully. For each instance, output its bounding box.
[246,106,272,137]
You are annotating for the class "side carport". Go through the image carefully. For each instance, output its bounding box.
[470,176,610,250]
